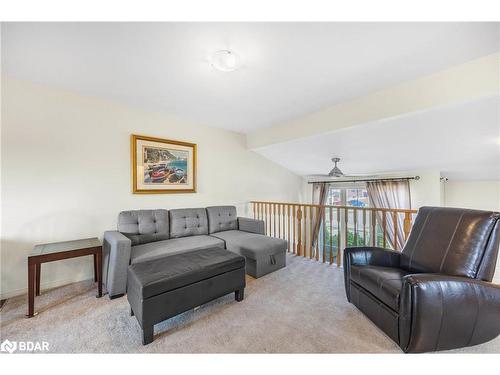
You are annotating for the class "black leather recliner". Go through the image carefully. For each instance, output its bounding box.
[344,206,500,353]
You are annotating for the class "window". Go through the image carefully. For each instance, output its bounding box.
[326,186,369,207]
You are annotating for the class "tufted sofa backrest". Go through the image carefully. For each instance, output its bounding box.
[169,208,209,238]
[118,209,169,246]
[206,206,238,234]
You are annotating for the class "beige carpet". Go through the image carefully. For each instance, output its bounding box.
[1,254,499,353]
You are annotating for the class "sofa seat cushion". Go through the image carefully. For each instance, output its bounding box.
[350,265,411,311]
[128,248,245,299]
[210,230,286,259]
[130,235,225,264]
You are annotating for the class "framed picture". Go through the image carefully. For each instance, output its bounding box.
[131,134,196,194]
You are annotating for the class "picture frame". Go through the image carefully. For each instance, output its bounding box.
[131,134,197,194]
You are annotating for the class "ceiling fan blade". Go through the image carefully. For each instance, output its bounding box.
[307,174,382,181]
[306,174,331,178]
[340,174,380,178]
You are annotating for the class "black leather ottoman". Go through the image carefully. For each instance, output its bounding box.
[127,247,246,345]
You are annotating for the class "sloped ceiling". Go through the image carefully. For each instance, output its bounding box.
[254,96,500,180]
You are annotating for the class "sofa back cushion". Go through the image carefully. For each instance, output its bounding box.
[206,206,238,234]
[400,206,500,279]
[169,208,209,238]
[118,209,169,246]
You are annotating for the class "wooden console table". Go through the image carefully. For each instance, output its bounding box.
[27,237,102,317]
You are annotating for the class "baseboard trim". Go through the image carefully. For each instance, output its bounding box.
[0,276,94,300]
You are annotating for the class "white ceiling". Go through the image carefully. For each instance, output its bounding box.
[254,96,500,180]
[2,22,499,133]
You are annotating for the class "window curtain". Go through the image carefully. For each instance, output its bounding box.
[366,180,411,250]
[311,182,329,249]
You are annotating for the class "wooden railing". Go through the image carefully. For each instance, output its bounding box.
[250,201,417,267]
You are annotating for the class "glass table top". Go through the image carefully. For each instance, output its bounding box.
[30,237,101,257]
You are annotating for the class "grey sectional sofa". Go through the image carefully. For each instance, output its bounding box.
[102,205,287,298]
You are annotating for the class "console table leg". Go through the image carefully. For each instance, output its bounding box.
[93,253,98,282]
[142,326,154,345]
[235,288,244,302]
[35,263,41,296]
[27,262,36,317]
[96,250,102,298]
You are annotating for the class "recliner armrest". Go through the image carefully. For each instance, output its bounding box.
[237,217,265,235]
[343,247,401,301]
[399,274,500,353]
[344,246,401,267]
[102,231,132,298]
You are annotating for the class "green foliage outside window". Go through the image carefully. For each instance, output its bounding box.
[320,225,389,260]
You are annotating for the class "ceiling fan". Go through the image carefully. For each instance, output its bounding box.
[307,157,376,180]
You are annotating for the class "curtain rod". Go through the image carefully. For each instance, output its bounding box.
[307,176,420,184]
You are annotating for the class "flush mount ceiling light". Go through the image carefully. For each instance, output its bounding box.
[210,50,240,72]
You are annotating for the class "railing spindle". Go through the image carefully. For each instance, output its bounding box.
[268,203,272,236]
[329,207,333,264]
[354,208,358,246]
[336,208,341,267]
[344,208,349,249]
[271,203,275,237]
[403,212,412,241]
[292,205,297,254]
[278,204,281,238]
[322,208,326,263]
[371,210,376,246]
[287,204,291,252]
[297,206,303,256]
[382,211,387,248]
[282,204,285,246]
[363,209,367,246]
[393,211,398,250]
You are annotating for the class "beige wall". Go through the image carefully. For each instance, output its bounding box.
[444,180,500,211]
[409,170,444,209]
[0,77,304,299]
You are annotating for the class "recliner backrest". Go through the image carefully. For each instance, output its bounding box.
[118,209,169,246]
[169,208,208,238]
[206,206,238,234]
[400,206,500,280]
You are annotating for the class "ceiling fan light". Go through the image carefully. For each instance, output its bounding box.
[210,50,240,72]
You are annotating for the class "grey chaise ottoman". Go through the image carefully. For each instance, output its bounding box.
[207,206,288,278]
[127,247,246,345]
